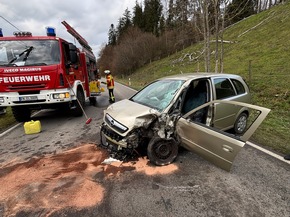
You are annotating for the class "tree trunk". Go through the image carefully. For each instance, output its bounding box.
[204,0,211,72]
[214,0,219,73]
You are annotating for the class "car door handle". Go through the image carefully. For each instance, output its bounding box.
[222,145,233,153]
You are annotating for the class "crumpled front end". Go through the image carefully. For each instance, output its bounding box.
[100,113,157,159]
[100,113,182,161]
[100,99,182,160]
[101,112,156,145]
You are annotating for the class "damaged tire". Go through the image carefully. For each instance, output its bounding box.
[147,137,178,166]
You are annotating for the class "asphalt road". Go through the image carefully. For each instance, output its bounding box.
[0,82,289,217]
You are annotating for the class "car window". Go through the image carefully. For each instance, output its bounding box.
[214,78,236,99]
[231,79,246,95]
[183,100,270,138]
[182,79,209,116]
[131,79,185,111]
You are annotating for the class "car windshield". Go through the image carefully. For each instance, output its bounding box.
[131,79,185,111]
[0,39,60,66]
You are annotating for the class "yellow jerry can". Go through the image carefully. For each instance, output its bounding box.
[89,81,100,93]
[24,120,42,134]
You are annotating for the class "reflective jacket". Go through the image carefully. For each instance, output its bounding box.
[106,74,114,89]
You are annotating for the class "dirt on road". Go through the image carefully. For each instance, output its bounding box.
[0,144,178,216]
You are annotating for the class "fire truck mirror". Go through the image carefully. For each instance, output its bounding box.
[69,43,77,51]
[69,51,78,64]
[68,43,78,64]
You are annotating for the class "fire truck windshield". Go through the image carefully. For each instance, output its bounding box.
[0,40,60,67]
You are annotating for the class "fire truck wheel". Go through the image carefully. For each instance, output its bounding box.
[72,89,85,116]
[12,106,31,122]
[89,97,97,106]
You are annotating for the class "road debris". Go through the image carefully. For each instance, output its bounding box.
[102,157,122,165]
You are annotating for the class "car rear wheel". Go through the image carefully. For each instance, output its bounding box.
[234,112,248,134]
[147,137,178,166]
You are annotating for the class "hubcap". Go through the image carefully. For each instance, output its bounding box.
[155,142,171,159]
[237,115,247,133]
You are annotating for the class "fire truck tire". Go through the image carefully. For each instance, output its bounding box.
[89,97,97,106]
[12,106,31,122]
[72,89,85,116]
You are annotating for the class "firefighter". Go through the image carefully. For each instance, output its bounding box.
[104,70,115,103]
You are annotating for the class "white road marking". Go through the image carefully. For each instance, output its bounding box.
[247,141,290,165]
[0,122,21,137]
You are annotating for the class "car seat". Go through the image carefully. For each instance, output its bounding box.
[182,80,208,123]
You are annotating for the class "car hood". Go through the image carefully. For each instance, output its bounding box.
[104,99,159,134]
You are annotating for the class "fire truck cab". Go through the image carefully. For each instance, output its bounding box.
[0,22,99,122]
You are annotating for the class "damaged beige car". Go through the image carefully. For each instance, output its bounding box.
[100,73,270,171]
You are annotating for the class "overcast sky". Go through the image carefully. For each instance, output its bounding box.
[0,0,142,57]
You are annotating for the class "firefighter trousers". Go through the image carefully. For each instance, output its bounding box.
[108,88,115,102]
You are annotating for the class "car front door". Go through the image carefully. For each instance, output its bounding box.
[176,100,270,171]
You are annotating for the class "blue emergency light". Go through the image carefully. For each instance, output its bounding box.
[46,27,56,36]
[0,28,3,37]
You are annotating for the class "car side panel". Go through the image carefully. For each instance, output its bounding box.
[213,94,251,130]
[177,100,270,171]
[176,119,244,171]
[211,77,251,131]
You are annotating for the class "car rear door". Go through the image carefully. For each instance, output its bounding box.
[176,100,270,171]
[212,77,240,130]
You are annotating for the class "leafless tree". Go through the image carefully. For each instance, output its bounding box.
[214,0,220,73]
[197,0,211,72]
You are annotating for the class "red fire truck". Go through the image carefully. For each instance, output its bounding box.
[0,21,100,122]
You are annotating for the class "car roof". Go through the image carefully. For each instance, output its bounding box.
[160,72,242,81]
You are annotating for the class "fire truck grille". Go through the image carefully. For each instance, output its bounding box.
[7,84,46,91]
[13,99,46,104]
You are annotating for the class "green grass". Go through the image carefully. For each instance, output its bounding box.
[117,2,290,155]
[0,107,17,133]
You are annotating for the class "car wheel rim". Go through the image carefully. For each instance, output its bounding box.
[154,142,172,159]
[237,115,247,133]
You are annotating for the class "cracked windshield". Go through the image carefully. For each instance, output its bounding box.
[131,79,185,111]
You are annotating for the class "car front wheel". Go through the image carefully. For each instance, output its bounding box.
[147,137,178,166]
[234,112,248,134]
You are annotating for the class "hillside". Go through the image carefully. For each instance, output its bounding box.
[119,2,290,155]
